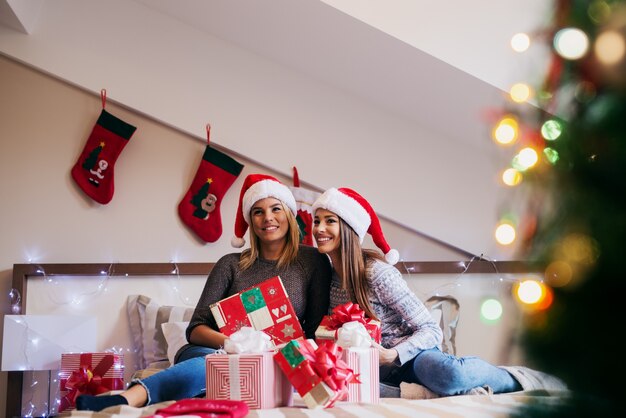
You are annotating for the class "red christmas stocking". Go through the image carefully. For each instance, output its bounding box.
[178,126,244,243]
[289,166,320,246]
[71,90,136,204]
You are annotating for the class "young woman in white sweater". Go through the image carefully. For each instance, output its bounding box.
[312,187,524,396]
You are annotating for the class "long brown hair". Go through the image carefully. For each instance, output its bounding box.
[239,201,300,271]
[337,217,384,321]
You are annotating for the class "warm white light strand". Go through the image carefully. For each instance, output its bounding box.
[169,261,195,306]
[9,287,21,314]
[36,263,112,306]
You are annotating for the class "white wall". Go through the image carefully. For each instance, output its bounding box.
[0,0,522,260]
[0,54,467,413]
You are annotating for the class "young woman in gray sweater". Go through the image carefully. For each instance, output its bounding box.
[77,174,332,411]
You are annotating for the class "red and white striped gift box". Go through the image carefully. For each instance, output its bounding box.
[58,352,125,412]
[205,351,293,409]
[342,347,379,403]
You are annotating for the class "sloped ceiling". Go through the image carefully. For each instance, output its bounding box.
[0,0,547,259]
[131,0,548,150]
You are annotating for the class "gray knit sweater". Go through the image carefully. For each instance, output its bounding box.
[186,245,332,345]
[329,258,443,365]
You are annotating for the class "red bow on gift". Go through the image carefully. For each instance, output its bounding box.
[283,340,359,408]
[311,340,360,407]
[327,302,367,329]
[62,355,115,409]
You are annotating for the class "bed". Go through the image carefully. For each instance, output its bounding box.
[6,262,568,418]
[54,390,568,417]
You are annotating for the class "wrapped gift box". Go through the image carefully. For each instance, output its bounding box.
[274,339,357,409]
[342,347,379,403]
[315,303,381,344]
[210,276,303,345]
[205,351,293,409]
[58,352,124,412]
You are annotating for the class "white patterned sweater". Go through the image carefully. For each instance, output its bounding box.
[329,258,443,365]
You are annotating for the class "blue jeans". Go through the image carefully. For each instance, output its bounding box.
[132,345,216,405]
[384,348,522,396]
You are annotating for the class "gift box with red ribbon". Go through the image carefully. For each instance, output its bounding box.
[58,352,124,412]
[205,351,293,409]
[342,347,379,403]
[210,276,304,345]
[315,302,381,344]
[274,339,358,409]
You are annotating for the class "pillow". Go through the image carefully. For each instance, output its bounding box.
[162,321,190,365]
[425,295,460,355]
[127,295,195,368]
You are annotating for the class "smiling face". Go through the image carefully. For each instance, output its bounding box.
[250,197,289,246]
[313,208,341,256]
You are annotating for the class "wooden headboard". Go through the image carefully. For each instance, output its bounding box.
[8,263,216,418]
[6,260,536,418]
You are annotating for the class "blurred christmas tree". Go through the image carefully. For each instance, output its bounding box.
[493,0,626,416]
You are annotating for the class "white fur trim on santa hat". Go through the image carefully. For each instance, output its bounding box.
[313,188,371,241]
[385,249,400,265]
[231,236,246,248]
[242,179,297,224]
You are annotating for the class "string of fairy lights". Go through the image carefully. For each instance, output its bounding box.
[6,260,195,417]
[491,1,624,314]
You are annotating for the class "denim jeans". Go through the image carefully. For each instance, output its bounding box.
[384,348,521,396]
[132,345,216,405]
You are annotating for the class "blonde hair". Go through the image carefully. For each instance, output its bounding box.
[337,218,383,321]
[239,202,300,271]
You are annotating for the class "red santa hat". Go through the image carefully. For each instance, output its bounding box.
[231,174,298,248]
[312,187,400,265]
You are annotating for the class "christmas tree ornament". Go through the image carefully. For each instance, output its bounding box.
[289,166,320,246]
[495,2,626,416]
[71,90,137,204]
[178,124,244,243]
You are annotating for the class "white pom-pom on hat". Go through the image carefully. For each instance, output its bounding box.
[231,236,246,248]
[231,174,297,247]
[313,187,400,264]
[384,248,400,265]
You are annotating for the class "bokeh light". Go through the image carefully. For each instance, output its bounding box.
[543,147,560,164]
[510,83,532,103]
[588,0,612,24]
[595,30,626,65]
[516,279,543,304]
[495,222,516,245]
[554,27,590,59]
[481,298,503,322]
[545,260,573,287]
[561,233,599,265]
[514,279,553,310]
[501,168,522,186]
[511,32,531,52]
[536,285,553,310]
[511,147,539,171]
[493,116,518,145]
[541,119,563,140]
